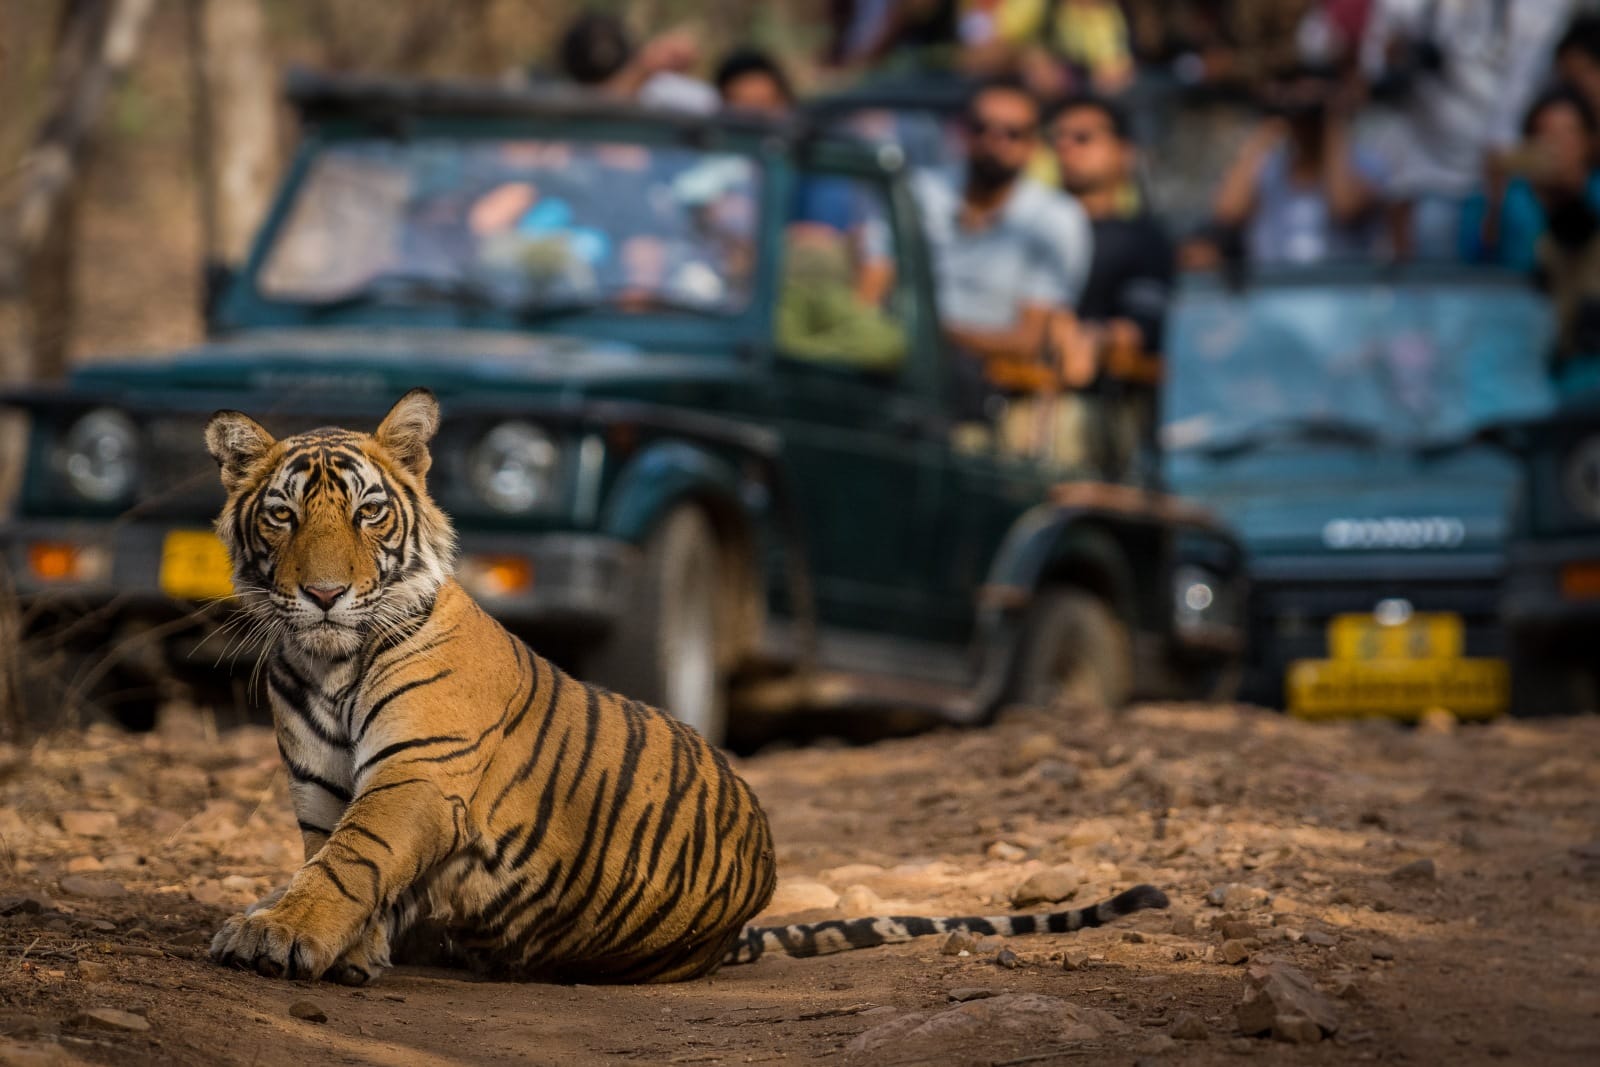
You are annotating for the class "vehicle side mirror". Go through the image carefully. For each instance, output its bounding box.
[201,259,236,333]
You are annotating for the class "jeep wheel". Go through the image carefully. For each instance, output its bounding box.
[1510,639,1599,718]
[589,507,728,745]
[1004,588,1134,710]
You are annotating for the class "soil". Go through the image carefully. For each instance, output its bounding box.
[1,702,1598,1067]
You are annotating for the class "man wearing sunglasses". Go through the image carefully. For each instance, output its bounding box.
[918,77,1092,447]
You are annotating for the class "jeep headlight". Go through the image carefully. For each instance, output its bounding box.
[58,408,139,504]
[469,422,560,513]
[1173,564,1239,643]
[1564,435,1600,522]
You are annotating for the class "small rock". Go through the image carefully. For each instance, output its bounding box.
[68,1008,148,1033]
[987,841,1029,863]
[835,884,882,917]
[1220,920,1258,941]
[287,1000,327,1024]
[58,812,117,838]
[57,877,124,900]
[941,931,978,956]
[75,962,111,983]
[1170,1012,1209,1041]
[947,988,997,1003]
[188,881,226,906]
[1032,760,1081,787]
[1303,930,1338,948]
[1221,939,1252,965]
[846,993,1126,1054]
[220,875,258,894]
[1416,707,1457,735]
[1002,732,1059,775]
[994,948,1021,969]
[1169,912,1196,936]
[1458,827,1485,852]
[1369,943,1396,961]
[764,878,839,916]
[1224,885,1270,911]
[0,895,50,917]
[64,857,103,874]
[1122,931,1145,944]
[974,937,1004,954]
[1205,884,1230,907]
[1011,865,1084,907]
[1061,949,1091,971]
[1236,962,1340,1038]
[1272,1014,1322,1044]
[1388,858,1436,885]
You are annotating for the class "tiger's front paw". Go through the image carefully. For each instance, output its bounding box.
[209,907,338,980]
[325,920,392,987]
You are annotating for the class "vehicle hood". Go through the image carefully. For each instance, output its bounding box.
[1165,444,1520,559]
[66,327,754,405]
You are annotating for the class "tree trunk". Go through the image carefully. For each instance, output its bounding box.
[186,0,277,275]
[0,0,157,388]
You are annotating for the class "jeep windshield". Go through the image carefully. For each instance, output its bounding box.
[254,136,761,321]
[1163,268,1560,456]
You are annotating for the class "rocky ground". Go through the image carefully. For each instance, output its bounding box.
[1,701,1598,1067]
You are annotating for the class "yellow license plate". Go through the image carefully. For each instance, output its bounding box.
[159,530,235,601]
[1328,612,1463,660]
[1287,657,1508,720]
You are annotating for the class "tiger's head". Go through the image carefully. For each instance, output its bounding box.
[204,389,457,659]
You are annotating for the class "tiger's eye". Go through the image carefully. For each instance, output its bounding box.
[267,506,293,524]
[358,501,387,521]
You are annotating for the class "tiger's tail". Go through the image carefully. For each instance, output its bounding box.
[723,884,1169,965]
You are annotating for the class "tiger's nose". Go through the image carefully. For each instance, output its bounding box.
[301,583,349,611]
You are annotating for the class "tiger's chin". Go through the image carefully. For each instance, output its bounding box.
[291,620,365,659]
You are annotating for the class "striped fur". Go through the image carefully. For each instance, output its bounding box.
[202,390,1166,986]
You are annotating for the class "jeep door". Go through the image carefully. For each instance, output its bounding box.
[765,156,948,638]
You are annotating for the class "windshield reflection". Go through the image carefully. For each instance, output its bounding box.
[1164,274,1559,453]
[258,138,762,317]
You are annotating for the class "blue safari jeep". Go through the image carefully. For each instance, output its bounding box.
[1164,265,1561,719]
[0,73,1244,744]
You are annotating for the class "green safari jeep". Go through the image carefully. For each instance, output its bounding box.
[0,73,1243,744]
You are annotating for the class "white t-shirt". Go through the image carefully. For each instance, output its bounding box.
[916,174,1093,332]
[1361,0,1573,198]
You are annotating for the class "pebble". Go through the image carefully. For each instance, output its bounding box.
[64,857,104,874]
[1303,930,1338,948]
[835,884,883,917]
[1031,759,1081,787]
[1122,931,1145,944]
[1272,1014,1322,1044]
[68,1008,149,1033]
[1416,707,1457,735]
[941,931,978,956]
[1061,949,1090,971]
[287,1000,328,1024]
[57,876,124,900]
[1220,920,1258,941]
[1236,962,1340,1038]
[947,987,996,1002]
[986,841,1029,863]
[1011,865,1084,907]
[75,962,111,983]
[1221,939,1252,965]
[0,895,50,917]
[994,948,1021,969]
[1169,912,1196,935]
[1224,885,1270,911]
[1001,732,1059,775]
[1170,1012,1209,1040]
[1388,858,1437,885]
[220,874,258,894]
[58,811,117,838]
[1369,943,1396,961]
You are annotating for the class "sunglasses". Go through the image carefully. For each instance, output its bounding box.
[967,118,1036,143]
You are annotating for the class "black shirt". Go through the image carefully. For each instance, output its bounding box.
[1078,213,1176,353]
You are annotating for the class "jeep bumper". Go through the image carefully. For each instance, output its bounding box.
[1,519,640,635]
[1503,539,1600,634]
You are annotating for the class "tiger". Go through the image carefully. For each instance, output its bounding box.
[202,388,1169,985]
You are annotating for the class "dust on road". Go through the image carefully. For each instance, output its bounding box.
[1,702,1598,1066]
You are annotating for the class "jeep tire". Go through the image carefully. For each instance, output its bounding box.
[1003,587,1134,710]
[589,506,728,745]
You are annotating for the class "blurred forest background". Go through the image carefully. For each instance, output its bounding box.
[0,0,826,383]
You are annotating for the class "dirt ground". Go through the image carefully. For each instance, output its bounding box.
[1,701,1597,1067]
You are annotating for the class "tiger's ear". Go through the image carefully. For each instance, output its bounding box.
[204,410,275,493]
[375,388,440,478]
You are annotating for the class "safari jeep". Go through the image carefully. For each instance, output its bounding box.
[0,73,1243,744]
[1164,265,1560,720]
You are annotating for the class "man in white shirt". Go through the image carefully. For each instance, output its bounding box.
[1362,0,1573,256]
